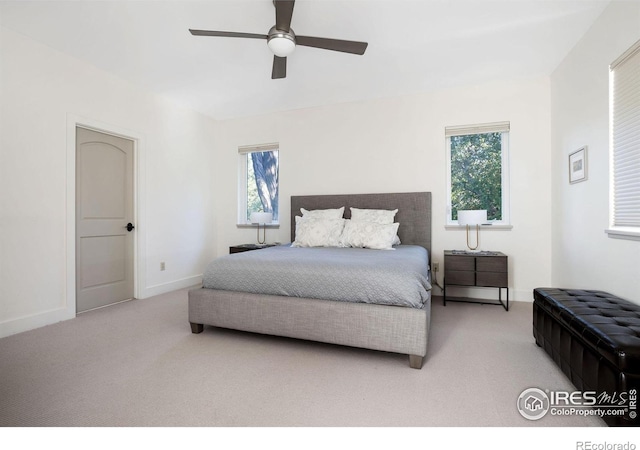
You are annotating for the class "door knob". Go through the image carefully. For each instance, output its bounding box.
[126,223,135,232]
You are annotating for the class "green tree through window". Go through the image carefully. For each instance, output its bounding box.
[450,132,502,221]
[246,150,279,222]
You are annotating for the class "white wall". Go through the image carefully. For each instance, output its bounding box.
[550,1,640,303]
[213,77,553,302]
[0,27,217,337]
[11,0,626,338]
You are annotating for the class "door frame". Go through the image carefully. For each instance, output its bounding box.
[66,114,146,317]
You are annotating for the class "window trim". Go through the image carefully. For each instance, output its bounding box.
[605,227,640,241]
[237,143,280,226]
[445,122,511,227]
[607,38,640,241]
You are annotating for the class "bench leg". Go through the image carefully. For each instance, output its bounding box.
[409,354,424,369]
[190,322,204,334]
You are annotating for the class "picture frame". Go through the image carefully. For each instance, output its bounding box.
[569,146,587,184]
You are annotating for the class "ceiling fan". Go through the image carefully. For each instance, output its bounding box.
[189,0,368,79]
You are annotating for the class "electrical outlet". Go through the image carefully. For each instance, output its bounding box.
[433,262,439,272]
[160,262,166,271]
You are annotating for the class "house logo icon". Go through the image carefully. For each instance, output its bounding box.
[517,388,550,420]
[526,396,544,411]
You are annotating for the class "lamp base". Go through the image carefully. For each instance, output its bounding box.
[465,224,480,252]
[256,223,267,245]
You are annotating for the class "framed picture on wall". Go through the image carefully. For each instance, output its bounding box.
[569,146,587,184]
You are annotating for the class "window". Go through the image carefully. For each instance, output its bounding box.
[238,143,279,224]
[608,39,640,240]
[446,122,510,225]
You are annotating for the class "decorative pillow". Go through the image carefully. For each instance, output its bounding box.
[350,207,398,224]
[292,217,346,247]
[339,220,400,250]
[300,207,345,220]
[350,208,401,245]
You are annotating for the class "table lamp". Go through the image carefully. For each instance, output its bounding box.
[250,212,273,245]
[458,210,487,252]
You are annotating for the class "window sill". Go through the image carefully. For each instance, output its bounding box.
[605,227,640,241]
[236,223,280,229]
[445,224,513,230]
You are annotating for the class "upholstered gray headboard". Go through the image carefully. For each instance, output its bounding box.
[290,192,432,253]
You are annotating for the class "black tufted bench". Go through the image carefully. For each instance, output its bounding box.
[533,288,640,426]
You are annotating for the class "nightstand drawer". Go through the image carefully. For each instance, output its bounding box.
[476,257,507,273]
[445,270,475,286]
[476,271,508,287]
[446,256,475,271]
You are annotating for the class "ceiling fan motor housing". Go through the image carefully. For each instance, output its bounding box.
[267,26,296,57]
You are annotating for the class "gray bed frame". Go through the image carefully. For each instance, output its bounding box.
[188,192,432,369]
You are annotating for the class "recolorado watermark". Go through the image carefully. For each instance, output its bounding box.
[576,443,636,450]
[516,387,637,421]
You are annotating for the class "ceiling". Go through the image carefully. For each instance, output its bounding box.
[0,0,610,120]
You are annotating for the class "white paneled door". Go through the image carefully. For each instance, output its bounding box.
[76,127,135,313]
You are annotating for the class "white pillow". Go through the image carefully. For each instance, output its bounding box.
[350,207,398,224]
[292,217,346,247]
[339,220,400,250]
[300,207,345,220]
[350,207,401,245]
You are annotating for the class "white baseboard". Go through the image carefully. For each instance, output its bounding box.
[2,277,532,339]
[511,289,534,302]
[0,307,74,339]
[0,275,202,339]
[433,286,533,302]
[141,275,202,299]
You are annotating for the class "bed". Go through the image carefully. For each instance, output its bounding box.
[188,192,432,368]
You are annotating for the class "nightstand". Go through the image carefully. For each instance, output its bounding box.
[229,243,278,254]
[443,250,509,311]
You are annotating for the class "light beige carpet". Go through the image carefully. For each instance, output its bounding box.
[0,287,604,427]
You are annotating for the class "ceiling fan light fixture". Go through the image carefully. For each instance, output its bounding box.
[268,32,296,57]
[189,0,369,79]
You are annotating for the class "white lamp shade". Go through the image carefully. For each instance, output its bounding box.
[458,210,487,226]
[267,36,295,57]
[250,212,273,224]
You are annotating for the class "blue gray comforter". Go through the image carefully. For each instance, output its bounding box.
[202,245,431,308]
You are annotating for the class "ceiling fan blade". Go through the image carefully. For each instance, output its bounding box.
[274,0,295,32]
[272,56,287,79]
[189,29,267,40]
[296,36,368,55]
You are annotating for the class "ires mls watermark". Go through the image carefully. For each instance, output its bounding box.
[516,387,637,421]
